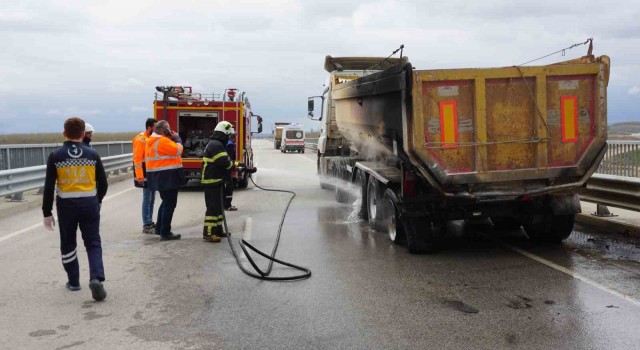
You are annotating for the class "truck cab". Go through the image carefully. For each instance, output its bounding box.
[281,124,305,153]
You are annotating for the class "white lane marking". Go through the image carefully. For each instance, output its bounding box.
[0,187,137,244]
[299,154,316,163]
[506,243,640,308]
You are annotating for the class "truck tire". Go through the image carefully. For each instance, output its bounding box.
[366,177,382,228]
[523,214,575,243]
[302,149,305,154]
[491,216,522,231]
[382,189,404,244]
[355,169,368,220]
[402,216,441,254]
[334,163,351,204]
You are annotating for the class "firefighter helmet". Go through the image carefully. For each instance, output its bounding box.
[214,121,235,135]
[85,123,95,133]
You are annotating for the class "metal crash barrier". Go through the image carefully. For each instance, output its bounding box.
[580,174,640,213]
[0,154,133,201]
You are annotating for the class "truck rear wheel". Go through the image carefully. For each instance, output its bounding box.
[355,170,368,220]
[523,214,575,243]
[491,216,522,231]
[402,216,441,254]
[382,189,404,244]
[366,177,381,228]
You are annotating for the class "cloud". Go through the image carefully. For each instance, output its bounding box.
[1,0,640,133]
[629,86,640,95]
[108,78,145,92]
[46,107,104,116]
[130,106,148,112]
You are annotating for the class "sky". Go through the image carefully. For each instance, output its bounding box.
[1,0,639,134]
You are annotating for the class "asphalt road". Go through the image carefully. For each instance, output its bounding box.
[1,139,640,349]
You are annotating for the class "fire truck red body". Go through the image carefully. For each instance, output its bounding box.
[153,86,262,188]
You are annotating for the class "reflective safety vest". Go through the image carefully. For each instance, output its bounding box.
[132,131,148,181]
[53,142,99,198]
[145,134,183,173]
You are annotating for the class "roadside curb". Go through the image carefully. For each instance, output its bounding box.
[576,213,640,239]
[0,173,133,221]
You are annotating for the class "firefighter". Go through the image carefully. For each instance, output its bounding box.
[42,117,108,301]
[145,120,184,241]
[83,123,94,147]
[133,118,158,234]
[201,121,238,242]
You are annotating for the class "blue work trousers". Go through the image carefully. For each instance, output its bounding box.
[142,186,156,226]
[56,197,105,285]
[156,189,178,237]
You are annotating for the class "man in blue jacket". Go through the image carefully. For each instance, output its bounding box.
[42,117,108,301]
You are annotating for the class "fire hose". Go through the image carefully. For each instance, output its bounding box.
[221,167,311,281]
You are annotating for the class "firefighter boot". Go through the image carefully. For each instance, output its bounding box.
[203,235,221,243]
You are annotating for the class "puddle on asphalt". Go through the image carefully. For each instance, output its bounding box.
[568,229,640,263]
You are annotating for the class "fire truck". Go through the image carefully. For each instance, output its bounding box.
[153,86,263,188]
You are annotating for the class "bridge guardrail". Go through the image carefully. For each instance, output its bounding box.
[305,138,318,152]
[0,154,133,200]
[0,141,132,170]
[580,173,640,212]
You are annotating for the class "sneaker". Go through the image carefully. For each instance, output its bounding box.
[66,282,81,291]
[142,225,155,234]
[89,279,107,301]
[224,206,238,211]
[203,235,221,243]
[160,233,181,241]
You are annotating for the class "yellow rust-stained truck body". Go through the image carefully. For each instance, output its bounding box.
[308,54,610,253]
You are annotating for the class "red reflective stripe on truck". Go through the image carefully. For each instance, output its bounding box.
[439,101,458,147]
[561,96,578,143]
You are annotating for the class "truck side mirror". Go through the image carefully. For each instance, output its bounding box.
[308,99,314,114]
[307,96,323,121]
[251,114,263,134]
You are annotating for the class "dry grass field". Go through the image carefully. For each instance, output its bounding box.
[0,132,138,144]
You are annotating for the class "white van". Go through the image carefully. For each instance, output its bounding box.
[281,125,305,153]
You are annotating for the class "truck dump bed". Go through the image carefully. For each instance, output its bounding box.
[332,55,610,197]
[411,56,610,193]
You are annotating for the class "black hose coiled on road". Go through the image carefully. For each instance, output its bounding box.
[222,174,311,281]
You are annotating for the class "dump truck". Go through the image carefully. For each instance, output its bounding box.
[154,86,263,188]
[273,122,288,149]
[308,52,610,253]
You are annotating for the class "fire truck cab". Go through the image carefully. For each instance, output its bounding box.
[153,86,262,188]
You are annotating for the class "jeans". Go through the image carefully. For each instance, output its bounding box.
[156,189,178,237]
[142,186,156,226]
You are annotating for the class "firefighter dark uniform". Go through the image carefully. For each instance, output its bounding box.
[224,138,236,210]
[202,128,237,241]
[42,141,108,289]
[145,132,185,239]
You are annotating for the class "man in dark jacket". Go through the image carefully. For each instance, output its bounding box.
[145,120,185,241]
[201,121,237,242]
[42,117,108,301]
